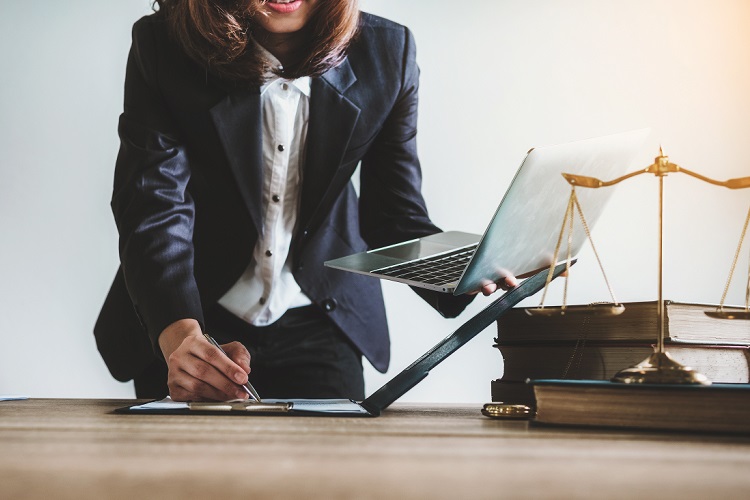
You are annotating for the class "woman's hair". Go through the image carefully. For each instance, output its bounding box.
[153,0,360,85]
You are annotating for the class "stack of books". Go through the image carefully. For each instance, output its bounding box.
[492,301,750,407]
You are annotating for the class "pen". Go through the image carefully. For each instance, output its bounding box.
[203,333,262,402]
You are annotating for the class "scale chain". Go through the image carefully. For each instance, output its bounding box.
[538,187,619,309]
[572,190,620,306]
[717,204,750,311]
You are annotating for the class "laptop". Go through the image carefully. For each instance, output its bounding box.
[324,129,650,295]
[120,261,569,417]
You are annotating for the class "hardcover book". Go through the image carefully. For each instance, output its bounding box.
[498,343,750,383]
[531,379,750,434]
[496,301,750,345]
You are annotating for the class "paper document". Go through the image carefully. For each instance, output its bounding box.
[130,397,363,413]
[130,397,188,410]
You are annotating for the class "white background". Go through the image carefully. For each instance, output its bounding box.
[1,0,749,401]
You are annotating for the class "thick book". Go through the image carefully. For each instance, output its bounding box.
[497,343,750,383]
[530,379,750,434]
[496,301,750,345]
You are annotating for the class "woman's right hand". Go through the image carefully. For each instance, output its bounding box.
[158,319,251,402]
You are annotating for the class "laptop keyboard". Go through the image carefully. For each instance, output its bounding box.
[372,244,478,286]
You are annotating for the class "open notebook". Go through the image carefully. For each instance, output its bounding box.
[120,262,569,417]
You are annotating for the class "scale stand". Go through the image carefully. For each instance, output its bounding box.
[531,147,750,385]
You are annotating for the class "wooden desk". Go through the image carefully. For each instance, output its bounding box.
[2,399,750,499]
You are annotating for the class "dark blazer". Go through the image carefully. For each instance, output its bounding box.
[95,12,472,382]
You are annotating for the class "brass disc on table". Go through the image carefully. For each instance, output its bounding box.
[481,403,532,420]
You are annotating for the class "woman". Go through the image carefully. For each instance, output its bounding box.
[95,0,513,402]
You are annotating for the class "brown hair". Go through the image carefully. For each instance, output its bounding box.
[153,0,360,85]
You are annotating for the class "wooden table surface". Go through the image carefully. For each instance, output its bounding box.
[2,399,750,499]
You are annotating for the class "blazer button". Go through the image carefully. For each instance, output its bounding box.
[321,298,337,312]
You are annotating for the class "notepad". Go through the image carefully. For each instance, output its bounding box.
[130,397,364,414]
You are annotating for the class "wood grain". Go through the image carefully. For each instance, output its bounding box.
[2,399,750,499]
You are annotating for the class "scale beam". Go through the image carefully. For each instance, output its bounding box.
[552,147,750,385]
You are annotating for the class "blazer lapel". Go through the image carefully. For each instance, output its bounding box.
[298,58,360,237]
[210,89,264,237]
[209,59,360,242]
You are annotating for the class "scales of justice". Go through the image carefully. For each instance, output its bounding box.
[529,146,750,385]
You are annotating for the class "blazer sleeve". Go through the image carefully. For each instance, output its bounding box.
[357,26,474,318]
[110,18,204,351]
[358,26,435,245]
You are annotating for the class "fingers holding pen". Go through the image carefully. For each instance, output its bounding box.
[221,341,251,375]
[198,338,250,386]
[167,335,249,401]
[169,372,238,402]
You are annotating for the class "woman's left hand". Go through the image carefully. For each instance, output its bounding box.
[471,275,519,296]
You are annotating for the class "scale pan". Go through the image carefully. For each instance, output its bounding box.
[525,303,626,317]
[704,310,750,320]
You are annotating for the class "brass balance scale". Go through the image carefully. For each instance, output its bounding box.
[528,147,750,385]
